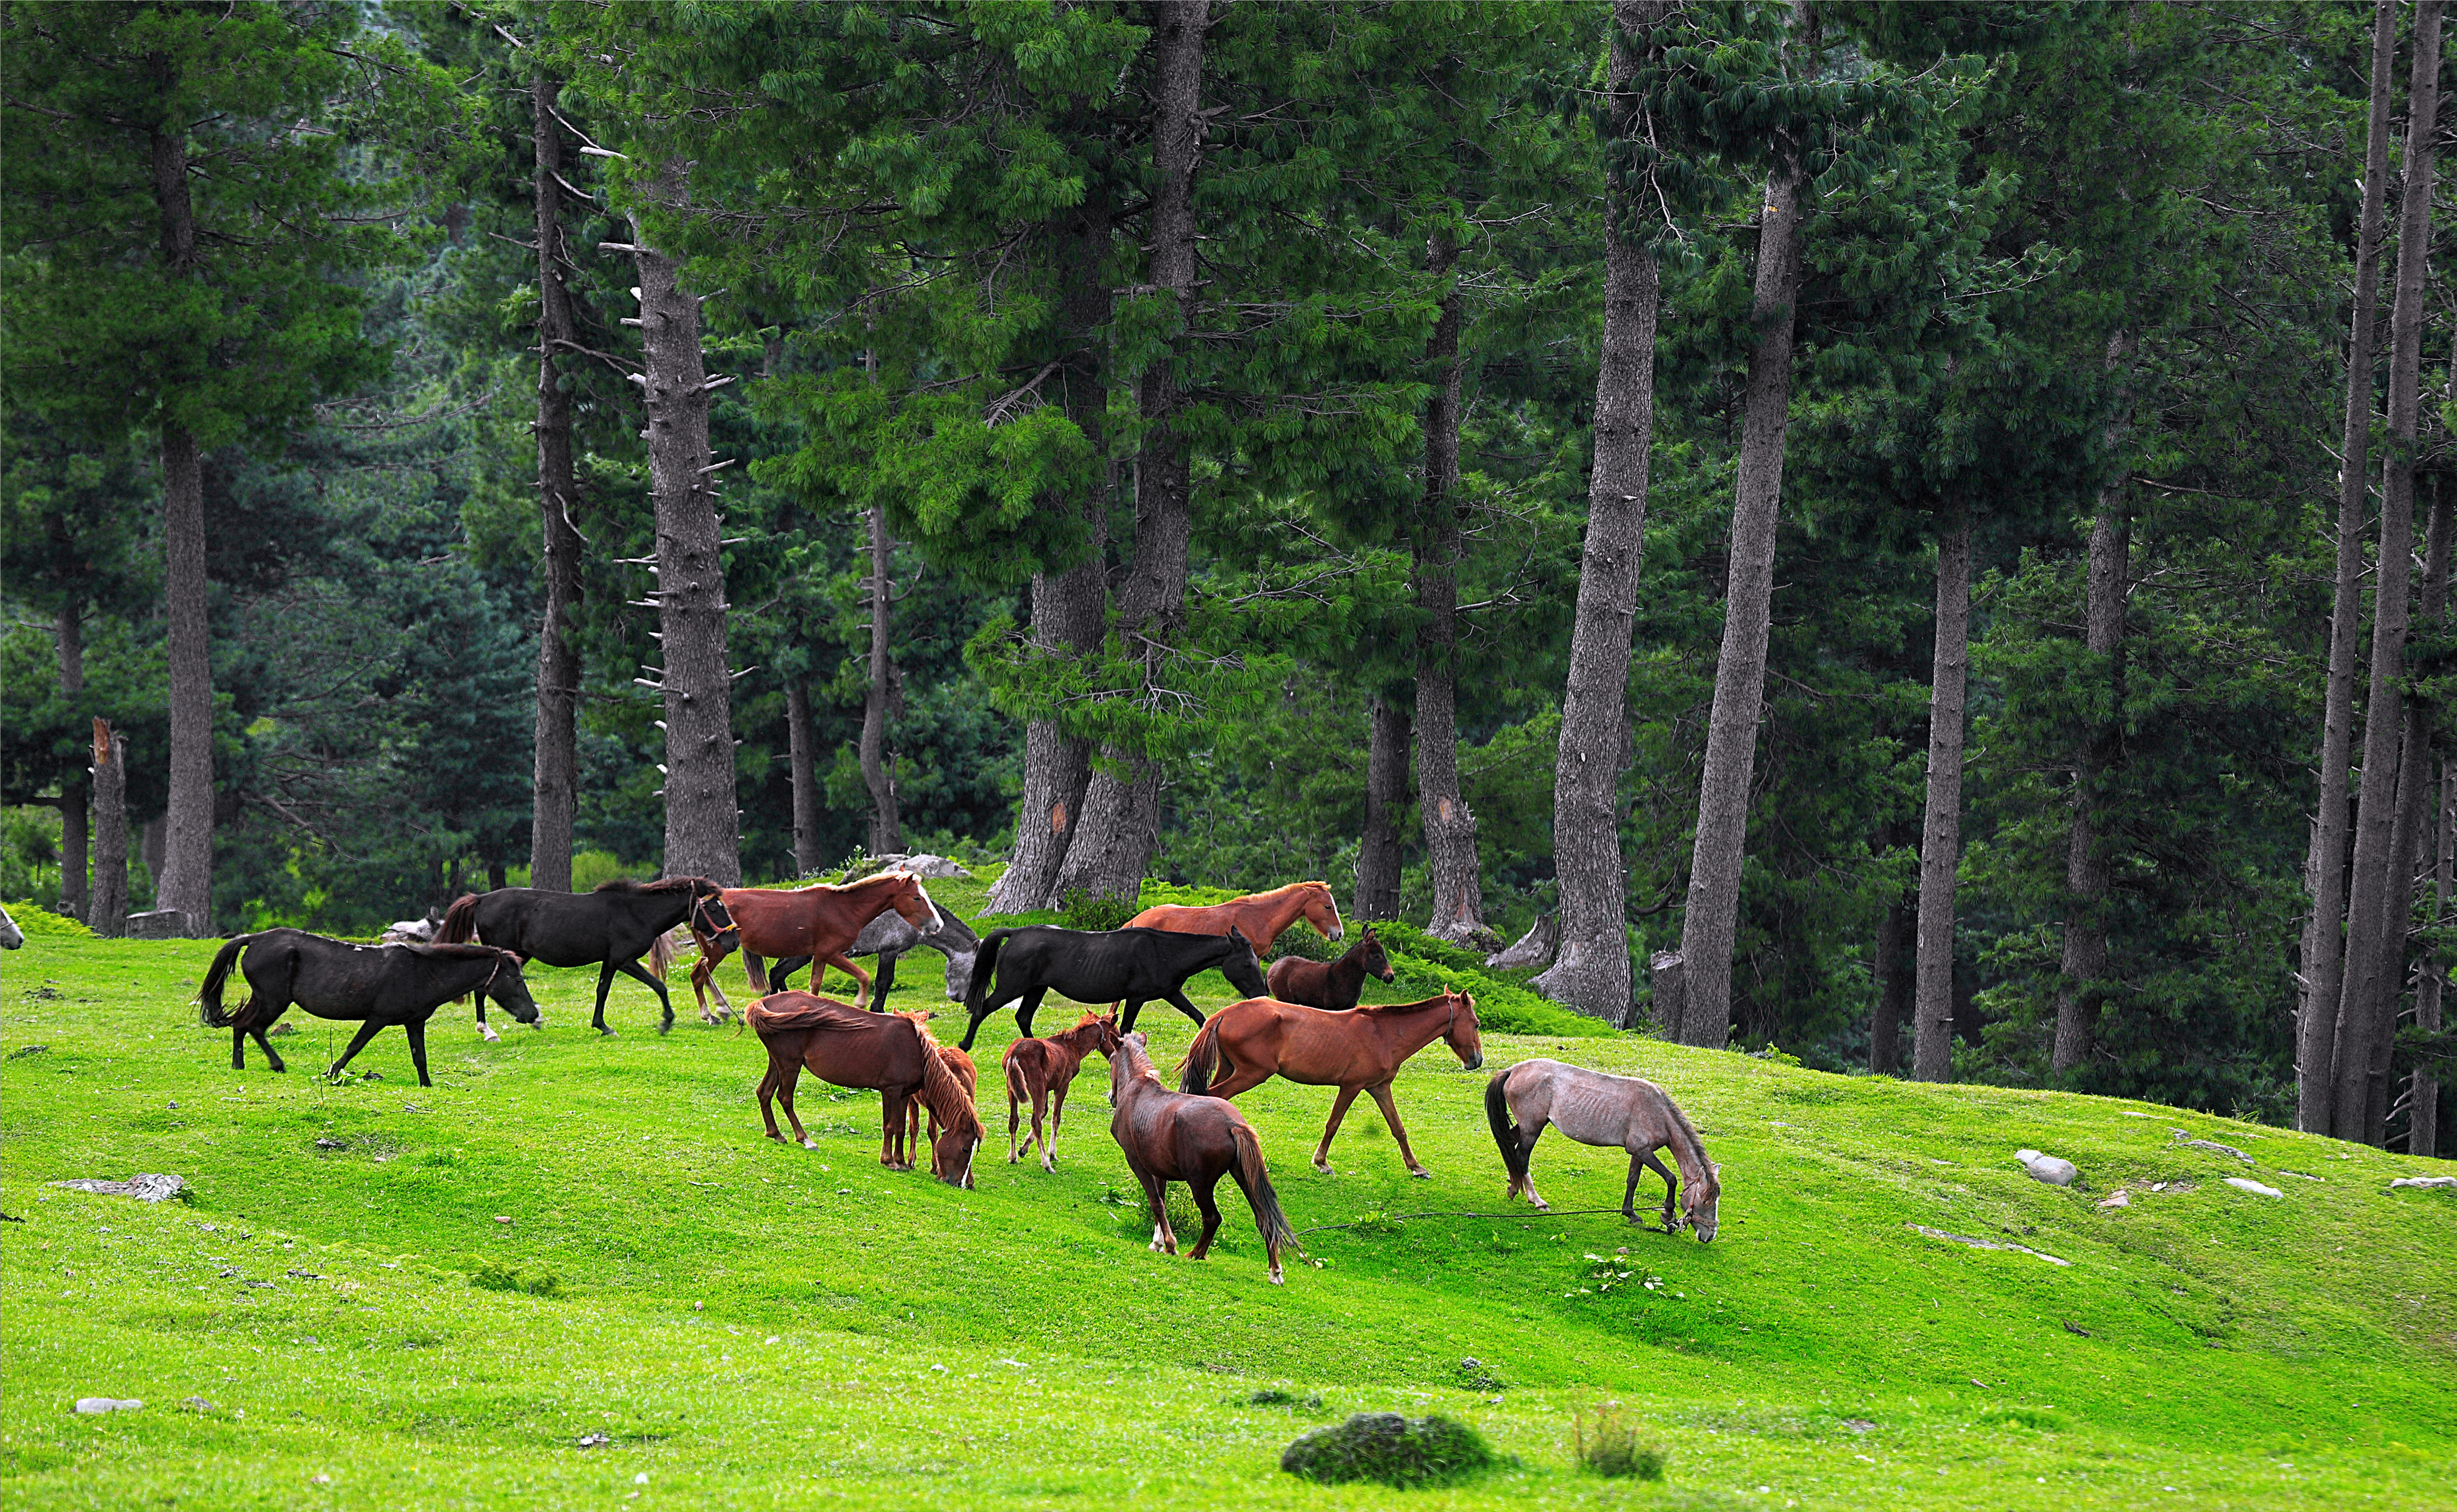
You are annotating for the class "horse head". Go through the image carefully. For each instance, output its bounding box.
[1303,883,1344,941]
[1443,989,1484,1072]
[1092,1010,1123,1060]
[1109,1030,1153,1105]
[1358,927,1394,982]
[486,950,543,1025]
[1220,927,1269,1000]
[887,871,945,934]
[691,883,739,951]
[931,1123,981,1190]
[1684,1164,1721,1243]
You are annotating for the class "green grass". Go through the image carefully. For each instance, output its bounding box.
[1,868,2452,1509]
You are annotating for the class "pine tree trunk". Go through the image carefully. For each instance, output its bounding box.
[1050,0,1207,908]
[860,503,902,856]
[55,600,87,924]
[2333,0,2442,1144]
[2054,483,2129,1071]
[1355,695,1411,922]
[2375,478,2450,1141]
[529,73,584,895]
[629,186,740,887]
[1676,160,1805,1048]
[1871,890,1910,1073]
[1414,230,1486,942]
[2416,756,2450,1157]
[1912,517,1973,1082]
[786,677,821,877]
[151,116,214,937]
[1531,0,1663,1023]
[2298,0,2401,1133]
[89,721,128,938]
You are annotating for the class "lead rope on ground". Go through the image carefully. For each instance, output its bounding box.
[1295,1207,1676,1236]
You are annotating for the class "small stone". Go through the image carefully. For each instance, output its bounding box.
[577,1432,610,1449]
[311,1473,330,1484]
[2096,1190,2131,1209]
[493,1215,513,1224]
[51,1173,185,1202]
[73,1398,142,1414]
[179,1397,213,1414]
[633,1472,649,1485]
[2389,1174,2457,1190]
[2223,1177,2283,1199]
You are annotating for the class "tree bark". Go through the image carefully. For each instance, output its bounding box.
[2298,0,2401,1133]
[1355,695,1411,922]
[2053,479,2129,1072]
[54,600,87,924]
[2416,755,2450,1157]
[1871,891,1911,1073]
[1531,0,1664,1023]
[1414,230,1487,942]
[860,502,903,856]
[89,720,128,937]
[2375,478,2451,1141]
[150,115,214,937]
[529,73,584,895]
[1912,517,1973,1082]
[786,676,821,877]
[1050,0,1207,908]
[630,183,740,887]
[2333,0,2442,1144]
[1675,158,1806,1048]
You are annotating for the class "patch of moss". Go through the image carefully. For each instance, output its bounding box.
[1280,1412,1495,1488]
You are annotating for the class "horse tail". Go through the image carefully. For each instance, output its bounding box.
[1227,1120,1296,1254]
[1485,1070,1530,1186]
[1178,1013,1226,1095]
[196,935,256,1028]
[436,892,480,945]
[964,929,1012,1019]
[648,927,676,980]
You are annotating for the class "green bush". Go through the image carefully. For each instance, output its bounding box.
[3,902,95,939]
[1571,1403,1665,1479]
[1059,889,1138,932]
[1373,921,1615,1039]
[1280,1412,1495,1488]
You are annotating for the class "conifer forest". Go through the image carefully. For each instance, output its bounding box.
[5,0,2455,1156]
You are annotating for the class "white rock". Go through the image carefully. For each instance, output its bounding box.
[2015,1149,2079,1186]
[2388,1174,2457,1190]
[73,1398,142,1414]
[2096,1190,2131,1209]
[2224,1177,2283,1199]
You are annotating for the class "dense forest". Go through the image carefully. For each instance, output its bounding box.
[2,0,2451,1151]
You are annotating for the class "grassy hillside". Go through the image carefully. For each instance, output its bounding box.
[1,870,2451,1510]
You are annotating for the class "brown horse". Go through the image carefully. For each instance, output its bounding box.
[693,872,944,1014]
[1002,1011,1121,1170]
[1264,926,1393,1009]
[904,1024,978,1152]
[1126,881,1343,956]
[1177,990,1482,1178]
[1108,1032,1294,1284]
[1484,1058,1720,1240]
[748,992,982,1186]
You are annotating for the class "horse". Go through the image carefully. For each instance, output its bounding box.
[1483,1058,1721,1240]
[956,925,1268,1051]
[1108,1031,1294,1283]
[0,903,20,950]
[902,1020,978,1152]
[1176,989,1482,1178]
[691,872,944,1014]
[1002,1011,1122,1170]
[793,906,981,1005]
[1125,880,1343,957]
[197,929,537,1087]
[1264,926,1393,1010]
[748,991,981,1186]
[436,877,735,1038]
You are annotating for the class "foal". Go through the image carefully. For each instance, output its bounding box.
[1002,1011,1122,1170]
[1263,926,1393,1010]
[900,1015,978,1151]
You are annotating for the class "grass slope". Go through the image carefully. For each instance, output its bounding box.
[1,871,2451,1510]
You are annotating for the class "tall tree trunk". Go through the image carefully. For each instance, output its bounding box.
[2376,478,2451,1141]
[861,502,902,856]
[1531,0,1664,1023]
[89,720,128,937]
[2333,0,2442,1144]
[1912,516,1973,1082]
[1414,230,1486,942]
[151,117,214,937]
[1050,0,1207,908]
[1870,890,1910,1073]
[2298,0,2401,1132]
[54,600,87,924]
[785,676,821,877]
[1355,695,1411,921]
[529,74,584,895]
[626,183,740,887]
[2053,478,2129,1072]
[2417,755,2450,1157]
[1676,159,1806,1048]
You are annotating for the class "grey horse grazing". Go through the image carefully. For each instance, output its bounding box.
[0,904,22,950]
[1484,1058,1721,1241]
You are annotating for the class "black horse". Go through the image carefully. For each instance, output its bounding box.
[198,929,537,1087]
[760,908,983,1004]
[957,925,1268,1051]
[436,877,734,1036]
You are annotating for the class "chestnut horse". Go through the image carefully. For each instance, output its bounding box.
[904,1023,978,1152]
[1002,1011,1121,1170]
[749,992,981,1186]
[1264,926,1393,1010]
[1108,1032,1294,1284]
[1126,881,1343,956]
[693,872,944,1014]
[1484,1058,1720,1240]
[1177,990,1483,1178]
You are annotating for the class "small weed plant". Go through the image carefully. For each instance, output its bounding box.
[1572,1401,1665,1480]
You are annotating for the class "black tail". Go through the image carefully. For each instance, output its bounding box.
[1485,1071,1530,1186]
[1178,1014,1224,1095]
[196,935,257,1028]
[436,893,480,945]
[1228,1121,1296,1255]
[963,929,1013,1021]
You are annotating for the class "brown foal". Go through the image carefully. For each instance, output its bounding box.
[1001,1011,1122,1170]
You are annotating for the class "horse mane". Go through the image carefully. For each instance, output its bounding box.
[593,876,696,896]
[1249,879,1328,902]
[1654,1086,1718,1197]
[1353,989,1465,1016]
[907,1014,982,1140]
[410,941,509,962]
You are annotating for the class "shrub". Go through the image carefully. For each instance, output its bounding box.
[1571,1402,1664,1479]
[1059,889,1138,932]
[1372,922,1615,1038]
[4,904,95,940]
[1280,1412,1495,1488]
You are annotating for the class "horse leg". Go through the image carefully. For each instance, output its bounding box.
[1140,1172,1176,1256]
[593,961,620,1035]
[1161,989,1206,1028]
[405,1018,433,1087]
[830,955,874,1010]
[326,1019,388,1081]
[475,988,497,1043]
[612,957,676,1036]
[1119,999,1139,1033]
[1015,986,1049,1040]
[1186,1173,1225,1261]
[875,951,898,999]
[1635,1147,1679,1230]
[1043,1083,1065,1172]
[1513,1118,1552,1209]
[781,1063,817,1150]
[1312,1085,1363,1174]
[231,1025,247,1072]
[770,954,811,993]
[757,1057,783,1143]
[1366,1082,1430,1179]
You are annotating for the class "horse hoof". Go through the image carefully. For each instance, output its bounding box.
[657,1022,673,1037]
[1268,1269,1285,1285]
[1409,1168,1431,1179]
[598,1028,617,1038]
[479,1025,499,1044]
[801,1140,818,1151]
[1312,1161,1333,1176]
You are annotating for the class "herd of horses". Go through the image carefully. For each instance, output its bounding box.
[184,870,1722,1281]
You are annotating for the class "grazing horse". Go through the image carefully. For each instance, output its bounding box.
[956,925,1268,1051]
[437,877,735,1037]
[1177,990,1482,1178]
[0,903,21,950]
[1483,1058,1721,1240]
[902,1020,978,1151]
[692,872,944,1013]
[1108,1032,1294,1283]
[796,907,981,1005]
[1125,881,1343,956]
[748,991,981,1186]
[1002,1011,1122,1170]
[1264,927,1393,1010]
[197,930,537,1087]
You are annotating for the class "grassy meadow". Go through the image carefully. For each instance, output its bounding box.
[1,868,2452,1510]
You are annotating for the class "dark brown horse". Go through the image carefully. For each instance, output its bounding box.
[1125,881,1343,956]
[1002,1010,1122,1171]
[1264,926,1393,1010]
[749,992,981,1186]
[437,876,734,1036]
[1177,990,1482,1178]
[1108,1032,1295,1284]
[694,872,944,1014]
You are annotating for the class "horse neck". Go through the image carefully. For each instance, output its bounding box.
[849,875,907,923]
[1657,1104,1716,1197]
[1257,887,1313,936]
[618,882,691,929]
[1374,995,1457,1053]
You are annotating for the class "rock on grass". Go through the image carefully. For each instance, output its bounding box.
[1280,1412,1494,1488]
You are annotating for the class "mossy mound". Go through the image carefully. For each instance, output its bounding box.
[1280,1412,1494,1488]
